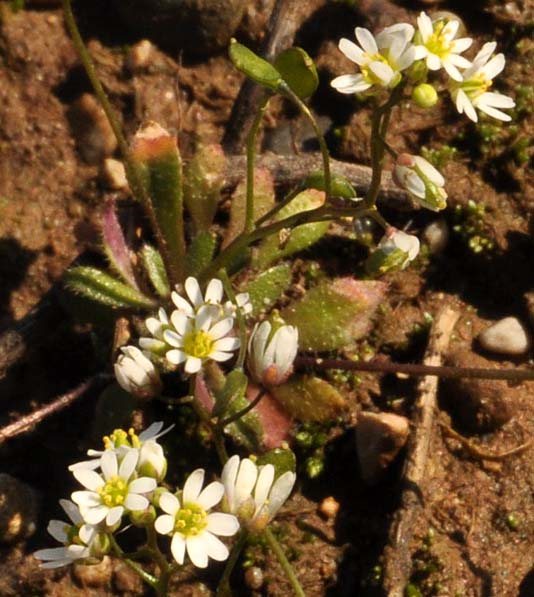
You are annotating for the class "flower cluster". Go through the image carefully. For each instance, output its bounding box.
[35,426,296,571]
[331,11,515,123]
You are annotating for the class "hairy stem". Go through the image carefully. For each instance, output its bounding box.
[264,528,305,597]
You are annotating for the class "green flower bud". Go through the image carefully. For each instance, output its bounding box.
[412,83,438,109]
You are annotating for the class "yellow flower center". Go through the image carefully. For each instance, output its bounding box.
[461,75,492,100]
[174,502,208,536]
[183,330,215,359]
[97,475,128,507]
[103,427,141,450]
[425,21,452,59]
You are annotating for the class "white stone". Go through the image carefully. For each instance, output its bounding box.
[478,317,530,355]
[101,158,128,190]
[423,219,449,254]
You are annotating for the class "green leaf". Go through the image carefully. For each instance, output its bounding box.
[274,47,318,99]
[229,39,282,91]
[183,144,226,233]
[281,277,387,351]
[271,376,346,422]
[185,232,218,278]
[303,171,357,199]
[245,263,292,314]
[254,189,329,269]
[224,394,263,452]
[64,266,155,309]
[256,448,296,477]
[213,369,248,417]
[141,244,170,298]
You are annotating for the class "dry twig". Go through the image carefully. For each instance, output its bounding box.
[382,306,460,596]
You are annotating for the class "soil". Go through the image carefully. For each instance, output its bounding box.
[1,0,534,596]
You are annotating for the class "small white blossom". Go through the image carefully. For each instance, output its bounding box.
[71,450,157,526]
[450,41,515,122]
[221,456,296,533]
[34,500,105,569]
[114,346,161,399]
[247,320,298,386]
[155,469,239,568]
[171,277,224,317]
[224,292,253,318]
[414,12,472,81]
[139,308,172,354]
[366,228,420,274]
[163,304,240,374]
[393,153,447,211]
[331,24,415,94]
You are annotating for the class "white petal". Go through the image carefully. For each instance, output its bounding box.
[83,505,108,525]
[202,531,230,562]
[106,506,124,526]
[166,349,187,365]
[186,535,208,568]
[129,477,157,494]
[171,291,194,316]
[78,524,96,545]
[34,547,71,562]
[118,449,138,480]
[221,455,239,509]
[414,156,445,186]
[138,338,166,352]
[413,46,427,60]
[479,92,515,109]
[209,318,234,341]
[455,89,477,122]
[139,421,164,442]
[234,458,258,507]
[426,53,441,71]
[213,337,240,352]
[481,54,505,80]
[145,317,162,337]
[155,514,176,535]
[100,451,118,480]
[210,351,234,362]
[477,104,512,121]
[195,305,215,331]
[417,12,433,41]
[338,38,365,65]
[267,472,296,517]
[254,465,274,511]
[442,60,462,82]
[183,469,205,504]
[60,499,84,525]
[355,27,378,54]
[368,61,394,85]
[170,310,189,335]
[205,278,223,303]
[124,493,149,512]
[331,74,371,94]
[185,277,203,307]
[70,490,100,508]
[445,53,471,69]
[171,533,186,564]
[72,469,104,492]
[159,492,180,515]
[451,37,472,54]
[40,558,77,569]
[396,46,416,71]
[443,19,459,39]
[184,356,202,374]
[197,481,224,510]
[207,513,240,537]
[47,520,69,543]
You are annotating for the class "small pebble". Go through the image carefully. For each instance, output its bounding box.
[478,316,530,355]
[318,496,340,520]
[126,39,153,72]
[101,158,128,190]
[356,412,410,484]
[68,94,117,164]
[423,219,449,254]
[0,474,38,544]
[73,555,113,588]
[245,566,264,590]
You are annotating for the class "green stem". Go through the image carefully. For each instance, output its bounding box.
[218,389,266,428]
[255,186,301,227]
[219,269,247,369]
[62,0,176,286]
[216,530,248,597]
[147,526,174,597]
[282,83,331,200]
[245,96,271,233]
[264,528,305,597]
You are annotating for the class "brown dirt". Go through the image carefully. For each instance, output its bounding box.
[2,1,534,596]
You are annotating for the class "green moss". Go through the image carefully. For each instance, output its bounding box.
[452,200,495,254]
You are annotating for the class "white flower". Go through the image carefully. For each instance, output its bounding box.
[71,450,157,526]
[450,42,515,122]
[114,345,161,400]
[69,422,172,473]
[34,500,105,569]
[221,456,296,533]
[366,228,420,274]
[137,439,167,482]
[224,292,253,319]
[331,24,415,94]
[154,469,239,568]
[393,153,447,211]
[171,277,224,317]
[139,308,172,354]
[163,304,240,374]
[414,12,472,81]
[247,320,298,386]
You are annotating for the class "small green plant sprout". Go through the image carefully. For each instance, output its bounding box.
[39,2,519,594]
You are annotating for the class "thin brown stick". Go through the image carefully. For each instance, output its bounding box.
[0,373,111,444]
[382,306,460,596]
[295,356,534,382]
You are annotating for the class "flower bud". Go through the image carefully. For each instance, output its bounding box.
[114,346,162,400]
[247,315,298,387]
[137,439,167,482]
[393,153,447,212]
[129,505,157,527]
[365,228,420,275]
[88,532,111,558]
[412,83,438,108]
